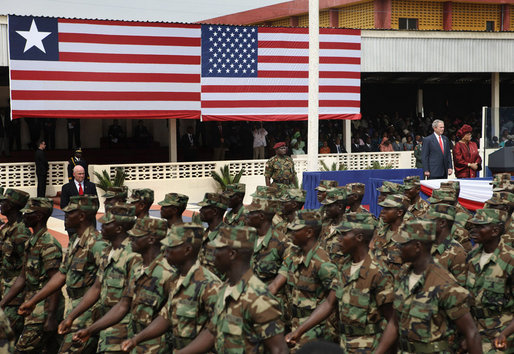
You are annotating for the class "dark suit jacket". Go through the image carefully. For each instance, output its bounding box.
[60,180,98,209]
[35,149,48,175]
[422,133,453,179]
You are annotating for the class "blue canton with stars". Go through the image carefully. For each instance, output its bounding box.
[201,25,258,78]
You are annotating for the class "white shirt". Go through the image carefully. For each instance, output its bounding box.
[74,180,84,192]
[253,128,268,148]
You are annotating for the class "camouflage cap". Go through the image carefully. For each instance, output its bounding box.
[403,176,421,189]
[440,181,460,194]
[320,187,347,205]
[158,193,189,207]
[245,198,281,213]
[0,188,30,207]
[223,183,246,196]
[425,203,456,221]
[98,202,135,224]
[281,188,307,203]
[209,225,257,249]
[287,210,322,231]
[491,173,512,184]
[197,193,228,210]
[128,189,155,204]
[128,217,168,238]
[376,181,402,194]
[251,185,282,199]
[62,195,99,213]
[393,219,436,244]
[161,223,204,248]
[21,197,53,214]
[485,191,514,206]
[428,189,456,204]
[378,194,410,209]
[467,208,509,225]
[493,182,513,192]
[336,213,378,233]
[345,183,365,197]
[315,180,338,192]
[102,186,128,200]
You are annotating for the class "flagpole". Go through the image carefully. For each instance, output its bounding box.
[307,0,319,172]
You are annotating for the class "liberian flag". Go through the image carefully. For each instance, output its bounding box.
[8,15,361,121]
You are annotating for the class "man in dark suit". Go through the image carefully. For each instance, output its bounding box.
[60,165,97,209]
[180,126,199,161]
[422,119,453,179]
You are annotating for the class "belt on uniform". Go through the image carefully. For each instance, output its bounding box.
[66,287,87,300]
[291,305,313,318]
[340,322,380,336]
[398,339,450,353]
[470,306,501,319]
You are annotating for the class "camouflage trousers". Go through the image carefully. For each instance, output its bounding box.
[15,324,61,354]
[3,305,24,340]
[97,314,130,353]
[128,321,170,354]
[58,297,98,354]
[341,334,380,354]
[291,316,335,352]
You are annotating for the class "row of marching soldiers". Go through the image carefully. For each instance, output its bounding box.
[0,172,513,354]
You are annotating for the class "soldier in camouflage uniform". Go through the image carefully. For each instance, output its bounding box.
[19,195,107,353]
[73,217,173,354]
[466,208,514,353]
[315,180,338,204]
[439,181,473,223]
[102,186,128,213]
[0,307,15,353]
[319,187,348,263]
[424,203,467,287]
[0,188,31,337]
[223,183,246,227]
[58,203,137,353]
[483,191,514,246]
[128,189,154,219]
[376,181,402,203]
[402,176,429,220]
[345,182,375,218]
[0,198,63,353]
[269,210,339,350]
[121,223,221,352]
[375,219,482,354]
[177,226,287,353]
[265,142,297,188]
[158,193,188,228]
[197,193,228,279]
[490,172,512,191]
[370,194,411,278]
[428,188,473,252]
[286,213,394,353]
[274,188,306,238]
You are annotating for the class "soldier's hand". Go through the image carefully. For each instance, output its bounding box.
[121,338,137,352]
[44,314,58,332]
[58,317,73,334]
[495,332,508,350]
[73,329,91,343]
[285,330,300,347]
[18,300,35,316]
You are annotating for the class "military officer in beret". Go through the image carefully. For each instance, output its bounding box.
[265,142,297,188]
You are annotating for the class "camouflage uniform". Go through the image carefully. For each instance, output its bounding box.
[425,204,467,287]
[465,209,514,353]
[413,142,423,168]
[128,189,155,218]
[17,198,64,352]
[0,189,31,337]
[345,183,376,219]
[334,214,393,353]
[0,307,15,353]
[208,226,284,353]
[102,186,128,213]
[159,224,221,350]
[280,211,339,348]
[197,193,228,279]
[402,176,430,220]
[319,187,348,264]
[265,154,297,187]
[223,184,247,227]
[370,194,411,278]
[484,191,514,247]
[125,217,173,354]
[59,196,107,354]
[316,180,338,221]
[95,206,139,353]
[439,181,473,227]
[393,220,472,353]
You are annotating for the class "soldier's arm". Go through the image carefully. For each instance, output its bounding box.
[454,312,482,354]
[0,265,27,308]
[175,328,215,354]
[44,268,62,332]
[58,278,101,334]
[18,271,66,316]
[121,315,170,352]
[264,333,289,354]
[375,310,398,354]
[285,290,337,346]
[495,318,514,350]
[268,274,286,295]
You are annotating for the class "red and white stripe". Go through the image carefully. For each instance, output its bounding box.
[420,179,494,211]
[10,19,202,119]
[201,27,361,121]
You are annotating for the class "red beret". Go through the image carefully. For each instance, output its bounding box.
[457,124,472,139]
[273,142,286,149]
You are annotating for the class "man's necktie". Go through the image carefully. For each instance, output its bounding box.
[439,136,444,153]
[78,183,84,196]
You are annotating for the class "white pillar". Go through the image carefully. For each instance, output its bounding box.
[343,120,351,153]
[168,119,177,162]
[307,0,319,172]
[417,88,424,117]
[491,72,500,139]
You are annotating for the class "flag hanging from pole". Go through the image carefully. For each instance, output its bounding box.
[8,15,361,121]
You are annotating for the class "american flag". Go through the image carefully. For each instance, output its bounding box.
[8,15,360,121]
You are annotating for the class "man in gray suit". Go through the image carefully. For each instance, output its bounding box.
[422,119,453,179]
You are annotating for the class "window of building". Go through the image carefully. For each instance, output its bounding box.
[486,21,495,32]
[399,18,419,30]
